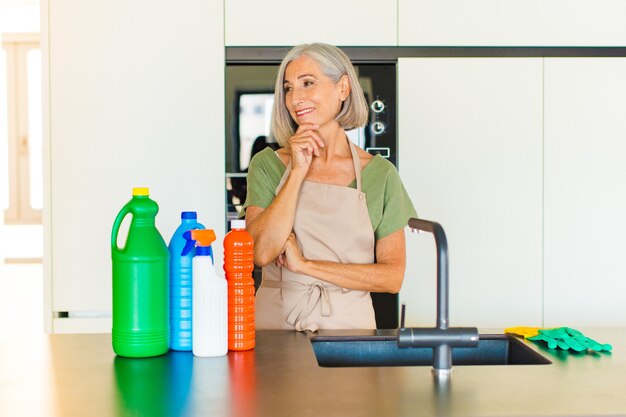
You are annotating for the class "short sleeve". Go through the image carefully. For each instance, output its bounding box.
[369,161,417,241]
[242,148,284,212]
[362,155,417,240]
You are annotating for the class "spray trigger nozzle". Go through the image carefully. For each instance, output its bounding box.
[191,229,216,246]
[181,231,196,256]
[190,229,216,264]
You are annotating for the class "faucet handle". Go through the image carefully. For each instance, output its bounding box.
[400,302,406,329]
[397,327,479,348]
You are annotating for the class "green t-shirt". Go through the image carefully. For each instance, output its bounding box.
[243,147,417,241]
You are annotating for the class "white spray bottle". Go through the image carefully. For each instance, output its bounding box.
[186,229,228,357]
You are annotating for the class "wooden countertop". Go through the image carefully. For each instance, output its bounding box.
[1,328,625,417]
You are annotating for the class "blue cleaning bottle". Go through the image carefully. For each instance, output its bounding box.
[168,211,204,351]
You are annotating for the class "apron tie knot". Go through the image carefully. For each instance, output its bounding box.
[285,281,331,332]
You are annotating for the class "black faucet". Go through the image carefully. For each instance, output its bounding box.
[397,218,479,377]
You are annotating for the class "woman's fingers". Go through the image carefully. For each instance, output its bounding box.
[274,252,285,267]
[287,124,324,175]
[295,123,324,150]
[282,233,305,273]
[290,124,324,156]
[291,134,321,156]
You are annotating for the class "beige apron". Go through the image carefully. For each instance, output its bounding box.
[255,141,377,331]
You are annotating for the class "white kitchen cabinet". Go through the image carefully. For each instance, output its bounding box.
[399,0,626,46]
[43,0,225,332]
[225,0,397,46]
[398,58,543,328]
[543,58,626,327]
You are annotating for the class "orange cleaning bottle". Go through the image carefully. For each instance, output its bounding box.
[223,220,255,351]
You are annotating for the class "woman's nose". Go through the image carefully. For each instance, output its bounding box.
[290,87,305,106]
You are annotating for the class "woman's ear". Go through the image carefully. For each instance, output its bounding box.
[338,75,351,101]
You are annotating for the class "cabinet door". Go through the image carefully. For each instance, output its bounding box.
[399,0,626,46]
[398,58,543,327]
[544,58,626,326]
[225,0,397,46]
[46,0,225,331]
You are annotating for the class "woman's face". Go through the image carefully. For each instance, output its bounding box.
[283,55,348,128]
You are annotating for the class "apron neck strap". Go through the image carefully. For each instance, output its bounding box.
[348,140,362,192]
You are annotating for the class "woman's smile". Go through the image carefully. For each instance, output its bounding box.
[295,107,315,118]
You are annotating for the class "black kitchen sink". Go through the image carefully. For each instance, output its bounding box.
[310,334,551,367]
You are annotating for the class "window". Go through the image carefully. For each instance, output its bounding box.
[1,33,41,224]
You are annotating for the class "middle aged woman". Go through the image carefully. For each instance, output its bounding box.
[243,43,416,332]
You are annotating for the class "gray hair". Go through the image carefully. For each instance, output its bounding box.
[270,43,369,148]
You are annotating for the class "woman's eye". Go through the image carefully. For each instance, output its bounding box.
[284,85,292,93]
[303,80,314,87]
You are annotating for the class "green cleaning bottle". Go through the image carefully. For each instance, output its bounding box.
[111,187,169,357]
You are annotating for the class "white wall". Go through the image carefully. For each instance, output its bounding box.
[44,0,225,332]
[225,0,626,47]
[397,56,626,328]
[398,58,544,327]
[0,1,40,33]
[225,0,397,46]
[399,0,626,46]
[543,58,626,327]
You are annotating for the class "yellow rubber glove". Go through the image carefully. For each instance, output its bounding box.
[504,326,544,339]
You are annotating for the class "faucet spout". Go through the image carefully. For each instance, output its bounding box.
[399,218,479,375]
[408,218,449,330]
